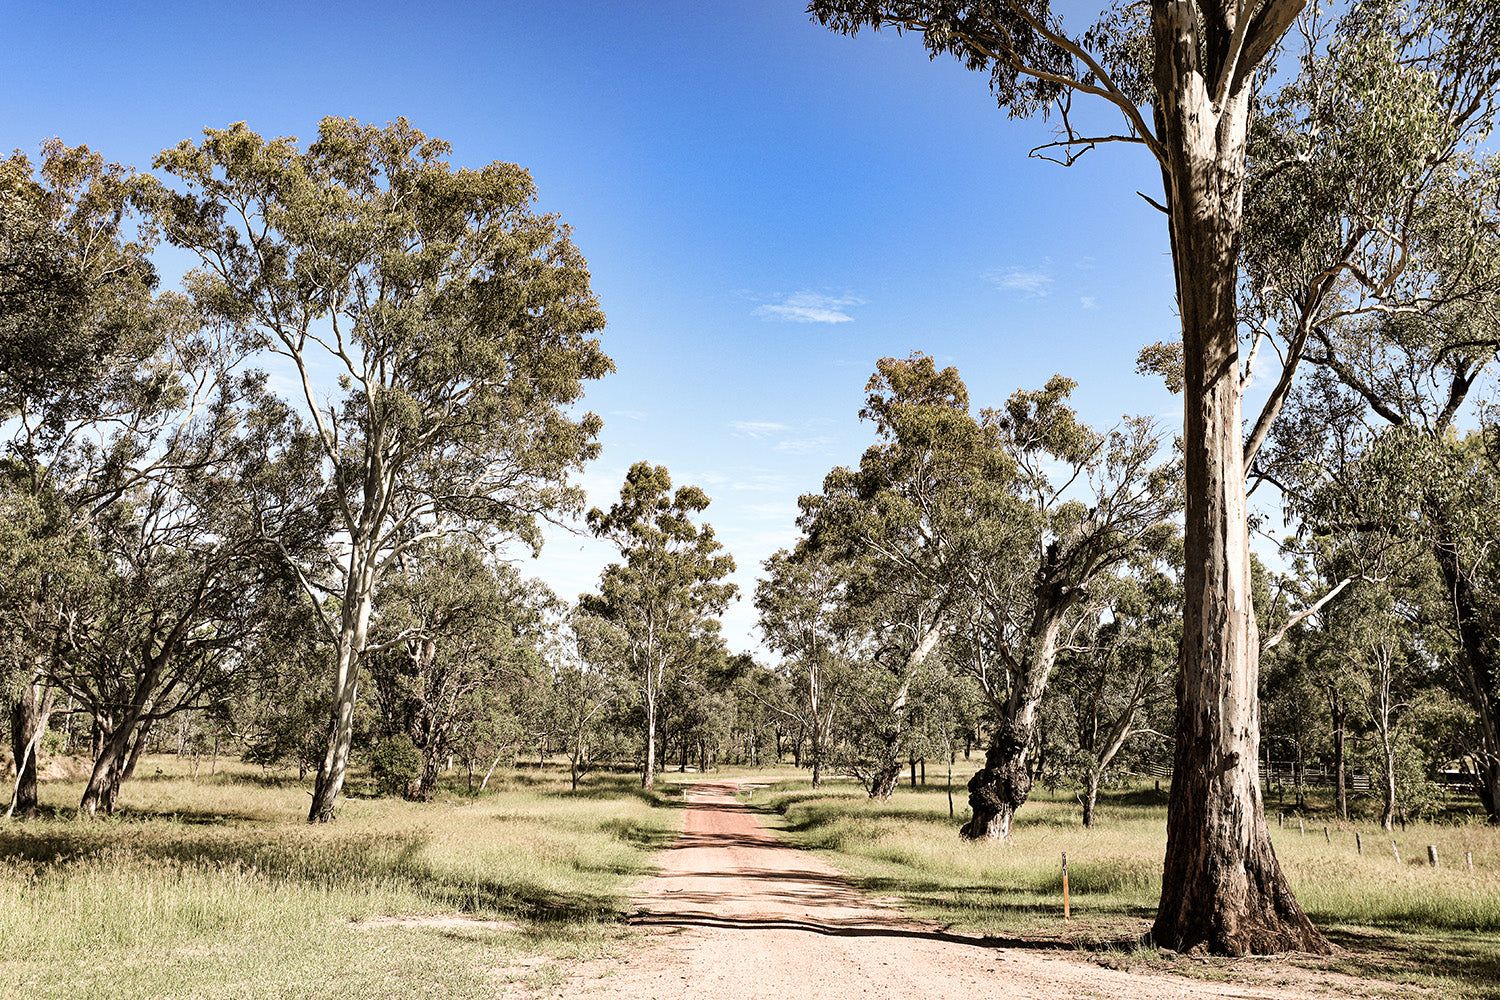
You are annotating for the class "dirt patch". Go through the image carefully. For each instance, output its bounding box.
[546,781,1409,1000]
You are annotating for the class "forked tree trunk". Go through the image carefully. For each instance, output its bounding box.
[80,726,129,818]
[869,761,901,801]
[1151,0,1327,955]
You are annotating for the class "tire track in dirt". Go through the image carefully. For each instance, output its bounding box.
[551,781,1382,1000]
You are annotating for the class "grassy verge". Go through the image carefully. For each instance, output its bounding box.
[0,758,685,1000]
[755,778,1500,999]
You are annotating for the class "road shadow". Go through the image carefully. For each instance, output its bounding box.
[629,908,1089,953]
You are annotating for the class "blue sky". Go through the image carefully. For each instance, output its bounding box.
[5,1,1183,653]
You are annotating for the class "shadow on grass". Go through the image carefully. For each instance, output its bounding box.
[550,774,688,812]
[1,821,642,927]
[1320,926,1500,998]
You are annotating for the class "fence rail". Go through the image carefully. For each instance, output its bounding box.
[1127,760,1481,797]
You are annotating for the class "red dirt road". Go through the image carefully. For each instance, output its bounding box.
[553,781,1381,1000]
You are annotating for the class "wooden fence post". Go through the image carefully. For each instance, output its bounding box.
[1392,840,1401,865]
[1428,845,1439,868]
[1355,831,1363,855]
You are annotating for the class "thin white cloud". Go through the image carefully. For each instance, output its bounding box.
[774,436,836,456]
[731,420,791,439]
[992,266,1054,297]
[1080,296,1097,309]
[754,292,864,324]
[611,409,647,421]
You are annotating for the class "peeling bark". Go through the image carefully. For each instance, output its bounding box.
[1150,0,1328,956]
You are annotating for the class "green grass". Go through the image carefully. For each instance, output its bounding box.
[755,778,1500,998]
[0,757,686,1000]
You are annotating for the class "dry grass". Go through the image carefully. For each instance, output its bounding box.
[0,757,685,1000]
[756,778,1500,999]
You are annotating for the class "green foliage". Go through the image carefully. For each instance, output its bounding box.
[809,2,1080,119]
[150,117,614,819]
[369,735,422,797]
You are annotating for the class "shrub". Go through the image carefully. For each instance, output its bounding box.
[370,735,422,798]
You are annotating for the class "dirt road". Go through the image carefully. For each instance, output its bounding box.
[554,781,1380,1000]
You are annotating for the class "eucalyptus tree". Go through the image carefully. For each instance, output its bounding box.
[57,373,320,817]
[958,381,1178,840]
[366,541,553,798]
[1279,412,1500,819]
[581,462,736,790]
[1232,3,1500,821]
[152,118,612,821]
[800,355,1176,820]
[552,608,628,789]
[1,142,164,817]
[800,354,1015,799]
[755,546,868,787]
[806,0,1500,952]
[0,141,294,818]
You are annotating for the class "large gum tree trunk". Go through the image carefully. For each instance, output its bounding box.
[1151,0,1327,955]
[869,761,901,801]
[80,723,132,817]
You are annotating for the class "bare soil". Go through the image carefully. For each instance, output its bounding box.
[548,781,1406,1000]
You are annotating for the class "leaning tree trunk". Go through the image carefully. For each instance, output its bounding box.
[1150,1,1328,955]
[80,722,133,818]
[310,566,375,823]
[962,608,1063,840]
[120,718,154,783]
[961,719,1034,840]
